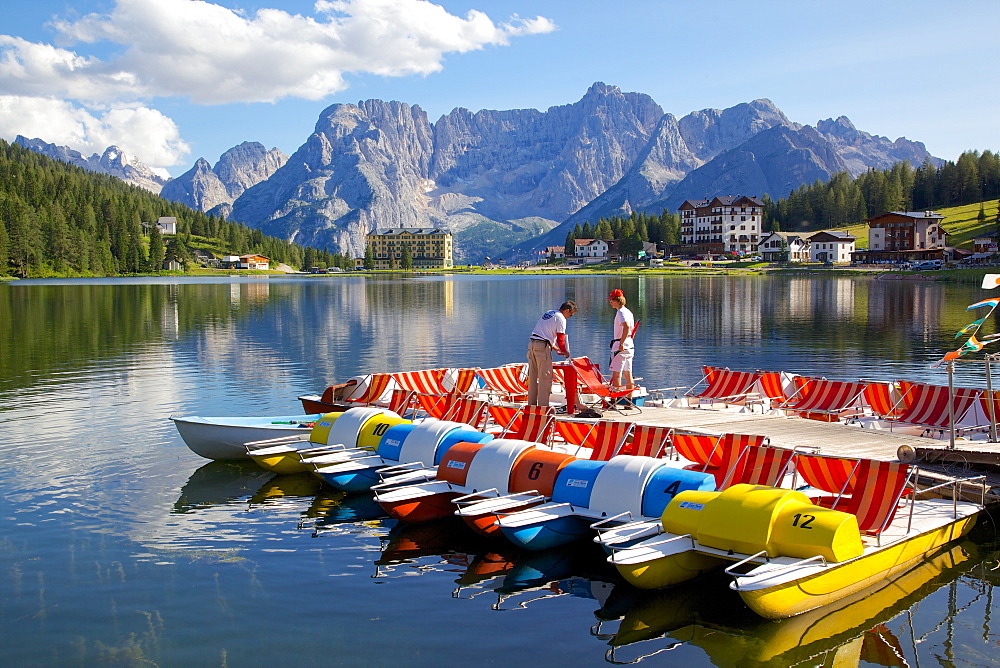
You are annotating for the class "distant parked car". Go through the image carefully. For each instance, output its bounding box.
[912,260,943,271]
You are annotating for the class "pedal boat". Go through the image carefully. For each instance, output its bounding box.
[452,448,577,536]
[728,494,981,618]
[496,456,714,551]
[373,439,539,524]
[310,419,492,493]
[610,478,984,619]
[245,407,405,473]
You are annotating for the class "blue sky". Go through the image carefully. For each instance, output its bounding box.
[2,0,997,177]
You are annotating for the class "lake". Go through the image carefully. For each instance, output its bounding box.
[2,273,999,666]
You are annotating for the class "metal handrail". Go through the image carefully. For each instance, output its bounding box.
[244,433,312,448]
[726,552,829,587]
[606,532,694,554]
[452,488,499,504]
[589,511,633,530]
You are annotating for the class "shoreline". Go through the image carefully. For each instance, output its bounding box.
[2,264,992,283]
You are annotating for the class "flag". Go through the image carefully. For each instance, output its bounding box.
[962,335,984,353]
[967,298,1000,310]
[955,318,986,338]
[982,274,1000,289]
[932,350,962,368]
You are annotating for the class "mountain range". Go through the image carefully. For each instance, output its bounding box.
[16,83,941,262]
[13,136,170,194]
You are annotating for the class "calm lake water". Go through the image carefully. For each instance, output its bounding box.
[2,273,1000,666]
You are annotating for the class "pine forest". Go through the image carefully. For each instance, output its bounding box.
[0,139,350,278]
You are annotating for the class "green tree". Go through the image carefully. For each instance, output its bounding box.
[564,228,576,258]
[44,203,71,272]
[595,219,613,241]
[957,152,981,203]
[148,224,165,271]
[401,244,413,270]
[164,236,190,269]
[363,244,375,270]
[6,201,43,277]
[0,216,8,276]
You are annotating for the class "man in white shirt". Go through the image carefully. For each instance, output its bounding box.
[608,289,635,389]
[527,301,576,407]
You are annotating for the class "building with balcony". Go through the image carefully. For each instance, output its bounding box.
[678,195,763,255]
[366,228,453,270]
[852,211,951,264]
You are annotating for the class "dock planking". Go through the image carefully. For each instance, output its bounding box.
[607,405,1000,494]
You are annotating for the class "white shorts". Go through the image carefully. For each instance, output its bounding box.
[610,347,633,373]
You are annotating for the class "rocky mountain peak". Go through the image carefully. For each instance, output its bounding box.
[160,141,287,212]
[678,99,791,161]
[14,135,170,193]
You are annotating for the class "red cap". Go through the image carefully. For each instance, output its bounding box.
[608,289,624,300]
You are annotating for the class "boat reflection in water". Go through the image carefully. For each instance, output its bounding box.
[607,541,977,665]
[247,471,325,507]
[373,518,493,579]
[491,542,617,611]
[172,460,275,513]
[370,518,623,617]
[301,489,387,535]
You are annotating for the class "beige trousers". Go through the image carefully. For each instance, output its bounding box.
[526,339,553,406]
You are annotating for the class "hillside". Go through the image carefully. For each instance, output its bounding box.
[0,139,340,278]
[821,200,1000,252]
[938,201,1000,248]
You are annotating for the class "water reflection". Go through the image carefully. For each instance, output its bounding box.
[3,276,996,410]
[302,489,386,532]
[173,460,274,513]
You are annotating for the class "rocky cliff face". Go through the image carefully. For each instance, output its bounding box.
[160,141,287,212]
[430,83,664,223]
[649,124,851,214]
[15,136,170,193]
[230,101,435,257]
[678,99,792,161]
[228,83,662,260]
[563,100,789,228]
[815,116,937,175]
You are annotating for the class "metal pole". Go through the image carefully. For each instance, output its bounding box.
[948,360,956,450]
[987,356,998,443]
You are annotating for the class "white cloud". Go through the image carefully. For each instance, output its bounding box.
[0,96,189,170]
[12,0,558,104]
[0,0,554,168]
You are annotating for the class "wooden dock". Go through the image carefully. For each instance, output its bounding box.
[614,405,1000,498]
